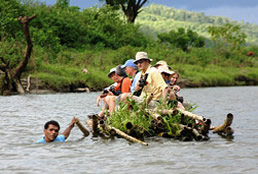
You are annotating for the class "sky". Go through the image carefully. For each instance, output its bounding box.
[39,0,258,24]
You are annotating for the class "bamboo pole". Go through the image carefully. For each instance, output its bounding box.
[151,113,162,121]
[158,132,174,138]
[213,113,234,133]
[75,118,90,137]
[201,119,211,135]
[85,118,99,137]
[159,109,178,116]
[178,124,193,137]
[176,108,204,122]
[223,126,234,135]
[125,121,134,130]
[107,125,148,146]
[192,128,202,141]
[98,119,107,131]
[86,119,93,130]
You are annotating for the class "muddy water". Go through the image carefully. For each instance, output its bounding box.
[0,86,258,174]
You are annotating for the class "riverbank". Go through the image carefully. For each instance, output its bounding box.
[20,63,258,94]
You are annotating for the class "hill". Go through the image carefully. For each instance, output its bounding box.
[136,4,258,45]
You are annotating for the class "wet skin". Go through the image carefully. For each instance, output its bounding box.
[44,124,59,143]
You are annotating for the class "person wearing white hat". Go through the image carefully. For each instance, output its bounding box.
[96,67,118,117]
[157,66,184,107]
[158,65,175,85]
[133,52,168,103]
[133,52,184,109]
[154,60,172,70]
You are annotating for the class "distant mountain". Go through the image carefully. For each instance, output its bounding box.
[136,4,258,45]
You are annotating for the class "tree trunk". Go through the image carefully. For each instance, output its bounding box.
[0,15,37,95]
[121,0,148,23]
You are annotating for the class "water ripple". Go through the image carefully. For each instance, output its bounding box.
[0,87,258,173]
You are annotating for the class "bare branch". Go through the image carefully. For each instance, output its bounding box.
[14,15,37,78]
[137,0,147,9]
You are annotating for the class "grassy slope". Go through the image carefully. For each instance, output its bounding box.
[24,45,258,92]
[136,4,258,44]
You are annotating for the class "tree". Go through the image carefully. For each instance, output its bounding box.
[100,0,148,23]
[0,15,37,95]
[55,0,70,8]
[208,24,247,51]
[158,27,205,51]
[0,0,24,39]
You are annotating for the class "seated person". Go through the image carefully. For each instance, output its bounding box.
[158,65,174,84]
[128,52,183,109]
[121,59,141,93]
[99,65,131,116]
[157,65,184,107]
[116,52,169,109]
[132,52,168,104]
[96,67,118,108]
[169,71,184,104]
[37,117,76,143]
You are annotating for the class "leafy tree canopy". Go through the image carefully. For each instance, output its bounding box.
[100,0,148,23]
[158,28,205,51]
[208,23,247,51]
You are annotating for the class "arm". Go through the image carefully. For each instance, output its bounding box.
[173,85,181,92]
[62,117,76,139]
[162,86,172,102]
[96,92,109,106]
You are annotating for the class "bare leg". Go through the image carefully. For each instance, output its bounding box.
[106,96,116,114]
[177,102,185,109]
[98,97,109,117]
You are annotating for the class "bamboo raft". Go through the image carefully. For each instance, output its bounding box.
[75,107,234,146]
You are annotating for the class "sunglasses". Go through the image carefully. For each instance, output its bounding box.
[136,59,145,65]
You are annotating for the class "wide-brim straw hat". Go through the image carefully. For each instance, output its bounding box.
[154,60,168,67]
[134,52,153,64]
[155,60,172,70]
[107,67,116,78]
[158,65,174,75]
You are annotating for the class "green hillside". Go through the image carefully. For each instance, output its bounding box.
[136,4,258,45]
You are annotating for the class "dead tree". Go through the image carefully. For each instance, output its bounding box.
[0,15,37,95]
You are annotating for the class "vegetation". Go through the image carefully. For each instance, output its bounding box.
[158,27,205,51]
[107,96,196,140]
[100,0,149,23]
[136,4,258,44]
[0,1,258,95]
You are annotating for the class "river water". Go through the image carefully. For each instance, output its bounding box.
[0,86,257,174]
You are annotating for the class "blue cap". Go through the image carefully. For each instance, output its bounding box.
[121,59,137,69]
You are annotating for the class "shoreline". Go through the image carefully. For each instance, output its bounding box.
[24,78,258,95]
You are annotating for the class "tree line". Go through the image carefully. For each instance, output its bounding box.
[0,0,257,95]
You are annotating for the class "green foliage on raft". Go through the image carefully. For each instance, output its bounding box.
[106,96,195,137]
[106,98,155,135]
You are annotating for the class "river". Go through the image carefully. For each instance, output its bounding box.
[0,86,257,174]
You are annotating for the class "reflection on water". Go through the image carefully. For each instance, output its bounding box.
[0,87,258,174]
